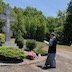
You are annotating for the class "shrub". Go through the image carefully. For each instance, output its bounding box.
[34,48,48,56]
[0,33,5,43]
[15,35,24,48]
[26,40,36,51]
[0,46,25,62]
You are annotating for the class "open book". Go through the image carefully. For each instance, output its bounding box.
[44,40,49,44]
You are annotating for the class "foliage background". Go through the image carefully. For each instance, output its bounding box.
[0,0,72,45]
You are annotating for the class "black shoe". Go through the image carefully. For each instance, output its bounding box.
[42,65,49,69]
[49,66,56,68]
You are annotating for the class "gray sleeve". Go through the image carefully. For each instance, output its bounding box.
[49,39,53,46]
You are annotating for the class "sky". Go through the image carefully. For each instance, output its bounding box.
[3,0,70,17]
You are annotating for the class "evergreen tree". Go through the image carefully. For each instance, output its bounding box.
[62,0,72,45]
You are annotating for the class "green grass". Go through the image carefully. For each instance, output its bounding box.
[10,38,72,51]
[57,45,72,51]
[11,38,47,48]
[10,38,15,42]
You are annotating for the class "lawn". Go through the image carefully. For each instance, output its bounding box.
[10,38,72,51]
[10,38,47,48]
[57,45,72,51]
[10,38,15,42]
[24,39,72,51]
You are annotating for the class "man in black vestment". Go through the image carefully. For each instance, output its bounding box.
[42,32,57,69]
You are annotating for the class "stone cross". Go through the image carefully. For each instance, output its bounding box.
[0,7,15,42]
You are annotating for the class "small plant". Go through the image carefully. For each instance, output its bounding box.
[26,40,36,51]
[34,48,48,56]
[15,35,24,48]
[0,46,25,62]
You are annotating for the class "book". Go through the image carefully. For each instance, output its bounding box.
[44,40,49,44]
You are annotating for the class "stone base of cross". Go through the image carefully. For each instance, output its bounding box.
[2,42,18,48]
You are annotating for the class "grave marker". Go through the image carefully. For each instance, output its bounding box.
[0,7,17,47]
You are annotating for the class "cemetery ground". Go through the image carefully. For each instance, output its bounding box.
[0,39,72,72]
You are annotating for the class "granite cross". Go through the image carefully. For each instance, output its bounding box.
[0,7,15,42]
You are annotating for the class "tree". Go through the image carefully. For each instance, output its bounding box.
[15,30,24,48]
[62,0,72,45]
[35,15,47,41]
[0,0,68,44]
[13,7,25,37]
[46,16,55,33]
[46,16,55,41]
[0,0,6,33]
[24,7,47,41]
[54,10,66,42]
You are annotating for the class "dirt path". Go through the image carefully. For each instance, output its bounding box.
[0,65,44,72]
[44,46,72,60]
[31,48,72,72]
[57,49,72,60]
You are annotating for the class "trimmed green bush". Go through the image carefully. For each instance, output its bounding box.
[26,40,36,51]
[0,33,5,43]
[15,35,24,48]
[0,46,25,62]
[34,48,48,56]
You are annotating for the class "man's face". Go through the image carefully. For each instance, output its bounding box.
[50,34,53,38]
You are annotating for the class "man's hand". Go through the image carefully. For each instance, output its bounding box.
[44,40,49,44]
